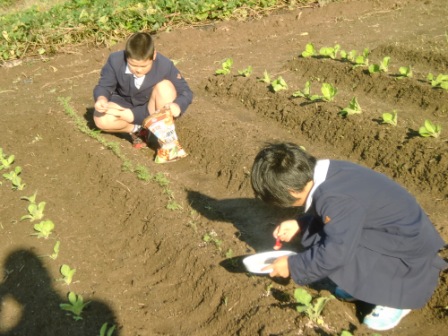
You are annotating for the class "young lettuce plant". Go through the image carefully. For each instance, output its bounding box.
[427,73,448,90]
[20,192,46,221]
[319,44,341,59]
[3,166,26,190]
[270,76,288,92]
[0,148,15,170]
[33,219,55,239]
[60,292,90,321]
[339,50,357,62]
[418,119,441,138]
[60,264,76,285]
[215,58,233,75]
[292,81,312,99]
[339,97,362,117]
[238,65,253,77]
[294,287,334,325]
[368,56,390,74]
[397,66,413,78]
[301,43,317,58]
[381,110,398,126]
[49,241,61,260]
[99,323,116,336]
[353,48,370,68]
[258,69,271,84]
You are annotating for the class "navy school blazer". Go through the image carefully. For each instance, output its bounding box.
[288,160,447,309]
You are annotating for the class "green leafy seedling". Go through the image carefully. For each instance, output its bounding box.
[60,292,90,321]
[259,69,271,84]
[0,149,15,170]
[292,81,312,99]
[203,231,222,250]
[353,48,369,67]
[319,44,340,59]
[381,110,398,126]
[238,65,253,77]
[340,49,357,62]
[301,43,317,58]
[339,97,362,117]
[215,58,233,75]
[99,323,116,336]
[320,83,338,101]
[418,119,441,138]
[427,73,448,90]
[271,76,288,92]
[60,264,76,285]
[33,219,55,239]
[294,287,334,325]
[166,200,183,211]
[397,66,413,78]
[369,56,390,74]
[50,241,61,260]
[20,192,46,221]
[3,166,26,190]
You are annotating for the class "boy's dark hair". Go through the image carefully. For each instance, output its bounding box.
[125,32,155,60]
[251,142,317,207]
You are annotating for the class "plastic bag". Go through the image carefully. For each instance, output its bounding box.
[143,108,187,163]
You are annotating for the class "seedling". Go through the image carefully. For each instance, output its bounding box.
[33,219,55,239]
[381,110,398,126]
[270,76,288,92]
[50,241,61,260]
[99,323,116,336]
[418,119,441,138]
[215,58,233,75]
[294,287,334,325]
[166,200,183,211]
[353,48,369,67]
[368,56,390,73]
[292,81,312,99]
[340,49,357,62]
[3,166,26,190]
[427,73,448,90]
[60,291,90,321]
[319,44,341,59]
[20,192,46,221]
[339,97,362,117]
[319,83,338,101]
[238,66,253,77]
[259,69,271,84]
[60,264,76,285]
[0,148,15,170]
[301,43,317,58]
[203,230,222,250]
[397,66,413,78]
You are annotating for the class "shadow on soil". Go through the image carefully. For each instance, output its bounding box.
[0,250,118,336]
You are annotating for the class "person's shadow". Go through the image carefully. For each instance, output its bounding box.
[187,190,376,320]
[0,249,119,336]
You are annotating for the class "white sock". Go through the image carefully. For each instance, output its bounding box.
[132,124,141,133]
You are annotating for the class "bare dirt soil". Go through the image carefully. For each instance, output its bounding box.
[1,0,447,335]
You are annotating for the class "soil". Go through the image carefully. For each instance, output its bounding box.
[1,0,447,335]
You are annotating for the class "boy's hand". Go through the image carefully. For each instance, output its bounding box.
[94,97,109,113]
[163,103,181,118]
[261,256,290,278]
[273,219,300,248]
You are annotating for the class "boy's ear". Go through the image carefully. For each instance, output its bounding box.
[153,50,157,60]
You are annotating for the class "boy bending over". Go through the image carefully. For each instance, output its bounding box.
[251,142,447,331]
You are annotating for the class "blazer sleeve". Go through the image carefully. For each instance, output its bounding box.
[165,61,193,116]
[288,193,367,285]
[93,54,120,102]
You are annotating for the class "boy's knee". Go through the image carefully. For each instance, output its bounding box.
[153,79,176,95]
[93,112,108,130]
